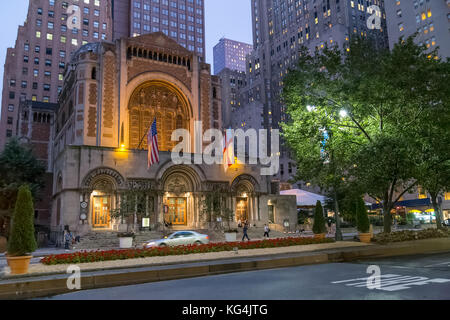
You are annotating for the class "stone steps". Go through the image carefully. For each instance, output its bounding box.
[73,227,295,250]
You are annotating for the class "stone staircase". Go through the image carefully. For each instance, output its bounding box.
[73,227,296,251]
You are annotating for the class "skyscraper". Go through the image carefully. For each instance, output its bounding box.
[213,38,253,74]
[112,0,206,60]
[0,0,113,150]
[241,0,389,182]
[385,0,450,58]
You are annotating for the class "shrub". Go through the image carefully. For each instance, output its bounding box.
[372,229,450,244]
[312,200,327,234]
[356,198,370,233]
[7,185,37,256]
[41,237,335,265]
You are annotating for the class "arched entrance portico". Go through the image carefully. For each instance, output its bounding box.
[231,175,260,224]
[81,167,125,230]
[160,165,202,229]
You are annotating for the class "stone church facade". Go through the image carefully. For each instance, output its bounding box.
[51,33,296,235]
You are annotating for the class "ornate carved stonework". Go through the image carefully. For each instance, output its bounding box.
[203,182,229,193]
[164,174,191,195]
[89,83,97,105]
[231,174,259,193]
[128,60,192,91]
[102,53,115,129]
[82,167,125,189]
[128,82,190,151]
[78,83,84,105]
[127,179,157,191]
[87,107,96,137]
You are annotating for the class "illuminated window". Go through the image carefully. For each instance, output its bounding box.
[36,31,41,38]
[418,187,427,199]
[47,33,53,40]
[445,192,450,201]
[72,38,78,46]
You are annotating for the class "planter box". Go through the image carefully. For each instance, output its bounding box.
[6,255,32,275]
[224,232,237,242]
[119,237,133,249]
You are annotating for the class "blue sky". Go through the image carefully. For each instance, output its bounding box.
[0,0,253,106]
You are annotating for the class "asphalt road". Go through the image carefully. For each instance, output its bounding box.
[41,251,450,300]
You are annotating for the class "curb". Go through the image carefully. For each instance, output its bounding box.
[1,238,449,300]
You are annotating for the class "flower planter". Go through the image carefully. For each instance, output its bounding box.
[314,233,326,240]
[6,255,32,275]
[359,233,372,243]
[224,232,237,242]
[119,237,133,249]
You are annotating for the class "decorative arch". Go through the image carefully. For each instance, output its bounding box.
[159,165,203,193]
[231,174,260,195]
[81,167,125,191]
[127,80,192,151]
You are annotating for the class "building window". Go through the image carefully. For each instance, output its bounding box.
[6,130,12,138]
[8,105,14,112]
[7,117,13,125]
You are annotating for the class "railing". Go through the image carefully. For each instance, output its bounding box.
[49,230,64,248]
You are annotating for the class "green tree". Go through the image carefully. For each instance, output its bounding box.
[356,198,370,233]
[111,190,150,234]
[282,36,450,233]
[0,138,45,217]
[312,200,327,234]
[7,185,37,256]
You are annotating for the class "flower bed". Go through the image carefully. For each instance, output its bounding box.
[372,228,450,244]
[41,237,334,265]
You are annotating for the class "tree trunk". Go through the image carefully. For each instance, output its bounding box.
[383,201,393,234]
[334,190,343,241]
[430,193,443,230]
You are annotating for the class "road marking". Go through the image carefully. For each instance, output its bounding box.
[424,261,450,268]
[332,274,450,292]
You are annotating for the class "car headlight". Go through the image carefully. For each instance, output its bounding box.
[145,242,157,247]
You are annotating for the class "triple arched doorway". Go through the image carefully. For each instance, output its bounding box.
[79,166,260,231]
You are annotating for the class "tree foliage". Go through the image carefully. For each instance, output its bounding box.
[282,36,450,233]
[7,185,37,256]
[0,139,45,216]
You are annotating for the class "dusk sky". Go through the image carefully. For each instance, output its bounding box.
[0,0,253,108]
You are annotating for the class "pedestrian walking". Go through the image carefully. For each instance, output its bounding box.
[263,224,270,238]
[327,218,333,235]
[242,223,250,241]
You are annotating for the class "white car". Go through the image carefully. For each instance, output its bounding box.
[143,231,210,248]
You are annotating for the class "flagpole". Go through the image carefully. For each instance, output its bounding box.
[137,122,153,150]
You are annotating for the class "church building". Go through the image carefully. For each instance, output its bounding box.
[51,33,296,235]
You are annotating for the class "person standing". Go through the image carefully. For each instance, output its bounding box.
[64,229,73,250]
[242,223,250,241]
[263,224,270,238]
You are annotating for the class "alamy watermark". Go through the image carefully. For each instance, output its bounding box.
[66,265,81,290]
[67,5,81,31]
[367,5,382,30]
[170,121,280,176]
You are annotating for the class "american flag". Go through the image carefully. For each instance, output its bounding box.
[148,118,159,168]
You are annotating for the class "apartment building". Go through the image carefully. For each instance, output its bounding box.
[112,0,206,60]
[0,0,113,150]
[385,0,450,58]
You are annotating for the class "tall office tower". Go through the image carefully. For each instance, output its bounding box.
[243,0,389,182]
[0,0,113,150]
[213,38,253,74]
[217,68,248,128]
[385,0,450,58]
[112,0,206,60]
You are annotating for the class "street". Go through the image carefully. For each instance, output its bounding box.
[41,252,450,300]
